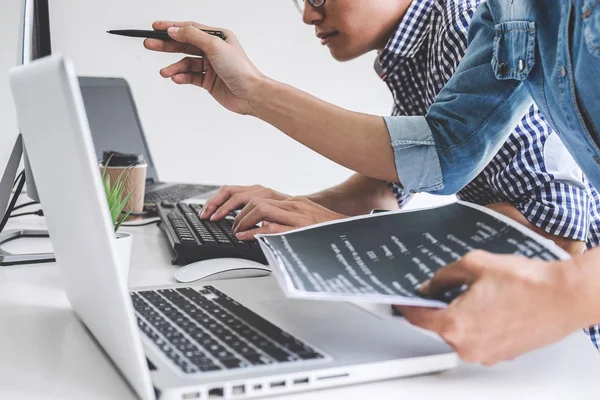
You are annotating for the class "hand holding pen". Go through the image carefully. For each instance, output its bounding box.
[108,28,226,41]
[142,21,264,116]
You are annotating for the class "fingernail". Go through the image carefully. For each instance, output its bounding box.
[236,232,247,240]
[419,280,431,294]
[167,27,179,34]
[199,209,206,219]
[210,214,217,221]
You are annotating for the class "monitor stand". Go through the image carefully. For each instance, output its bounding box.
[0,134,54,266]
[0,229,54,266]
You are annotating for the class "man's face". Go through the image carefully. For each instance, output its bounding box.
[301,0,411,61]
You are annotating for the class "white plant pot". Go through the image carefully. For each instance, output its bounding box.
[114,231,133,281]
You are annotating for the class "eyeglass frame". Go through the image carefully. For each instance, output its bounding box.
[292,0,326,14]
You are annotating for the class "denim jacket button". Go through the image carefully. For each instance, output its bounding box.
[518,59,526,72]
[559,66,567,78]
[498,63,508,75]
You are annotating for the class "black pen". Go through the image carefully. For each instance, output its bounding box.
[107,29,226,41]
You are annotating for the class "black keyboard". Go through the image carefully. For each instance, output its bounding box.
[145,183,218,204]
[132,286,325,374]
[157,201,267,265]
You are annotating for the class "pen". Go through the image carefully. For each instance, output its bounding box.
[107,29,226,41]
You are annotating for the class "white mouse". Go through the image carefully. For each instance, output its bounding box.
[173,258,272,283]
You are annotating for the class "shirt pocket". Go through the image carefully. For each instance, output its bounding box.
[583,0,600,57]
[491,21,536,81]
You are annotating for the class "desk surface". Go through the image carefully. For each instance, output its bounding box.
[1,216,599,400]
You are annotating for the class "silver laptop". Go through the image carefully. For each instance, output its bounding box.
[9,55,456,400]
[78,76,219,205]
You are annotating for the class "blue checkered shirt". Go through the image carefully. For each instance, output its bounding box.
[376,0,600,348]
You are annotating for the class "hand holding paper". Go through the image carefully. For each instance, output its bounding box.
[397,251,584,365]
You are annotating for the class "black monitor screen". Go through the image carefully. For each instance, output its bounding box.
[78,78,159,183]
[20,0,52,203]
[32,0,51,60]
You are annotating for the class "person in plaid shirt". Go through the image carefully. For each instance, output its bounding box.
[145,1,600,349]
[200,0,600,254]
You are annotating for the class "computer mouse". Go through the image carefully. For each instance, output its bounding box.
[173,258,272,283]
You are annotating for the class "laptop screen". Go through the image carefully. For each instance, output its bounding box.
[78,77,159,183]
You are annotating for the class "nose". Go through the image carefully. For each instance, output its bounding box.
[302,2,324,25]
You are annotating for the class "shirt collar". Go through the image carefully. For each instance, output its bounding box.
[377,0,436,77]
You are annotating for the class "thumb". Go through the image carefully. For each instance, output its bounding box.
[167,26,222,56]
[426,250,491,299]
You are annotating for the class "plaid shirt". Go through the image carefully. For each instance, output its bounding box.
[377,0,600,348]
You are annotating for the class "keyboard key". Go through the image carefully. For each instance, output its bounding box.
[245,354,273,365]
[221,359,248,369]
[297,351,325,360]
[197,364,221,372]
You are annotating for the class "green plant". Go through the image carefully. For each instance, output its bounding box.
[101,159,136,233]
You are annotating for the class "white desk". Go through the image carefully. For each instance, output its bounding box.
[1,215,599,400]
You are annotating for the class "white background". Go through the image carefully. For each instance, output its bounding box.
[0,0,454,207]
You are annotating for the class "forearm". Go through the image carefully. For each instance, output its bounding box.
[307,174,399,216]
[248,78,398,183]
[559,247,600,328]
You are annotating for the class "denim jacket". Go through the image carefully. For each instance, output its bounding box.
[384,0,600,195]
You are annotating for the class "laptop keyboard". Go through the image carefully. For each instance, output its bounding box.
[132,286,325,374]
[145,183,216,204]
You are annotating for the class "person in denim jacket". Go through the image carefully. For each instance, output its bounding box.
[144,0,600,364]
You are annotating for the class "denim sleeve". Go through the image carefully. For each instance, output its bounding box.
[383,116,444,194]
[384,3,534,195]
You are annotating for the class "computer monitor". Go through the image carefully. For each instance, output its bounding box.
[0,0,54,265]
[18,0,52,203]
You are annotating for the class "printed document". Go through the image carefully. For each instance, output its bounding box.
[256,202,569,308]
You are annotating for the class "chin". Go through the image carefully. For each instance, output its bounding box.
[327,47,360,62]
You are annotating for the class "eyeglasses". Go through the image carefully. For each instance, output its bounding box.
[292,0,326,14]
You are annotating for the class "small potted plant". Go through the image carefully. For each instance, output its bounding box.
[101,159,137,278]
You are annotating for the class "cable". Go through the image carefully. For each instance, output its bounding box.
[11,200,40,212]
[12,170,24,189]
[9,210,44,218]
[121,219,160,227]
[125,210,148,217]
[0,171,26,233]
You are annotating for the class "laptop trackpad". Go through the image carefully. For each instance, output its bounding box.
[253,298,450,361]
[212,279,453,362]
[258,298,381,328]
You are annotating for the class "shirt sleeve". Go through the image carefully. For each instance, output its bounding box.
[384,2,534,196]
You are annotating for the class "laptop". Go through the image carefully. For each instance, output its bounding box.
[78,76,219,205]
[10,55,456,400]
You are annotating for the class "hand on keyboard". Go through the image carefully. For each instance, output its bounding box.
[232,197,348,241]
[157,201,266,264]
[200,185,290,222]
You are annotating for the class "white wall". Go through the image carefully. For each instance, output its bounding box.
[0,0,454,207]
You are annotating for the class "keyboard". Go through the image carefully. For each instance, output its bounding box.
[157,201,267,265]
[145,183,218,204]
[132,286,325,374]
